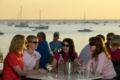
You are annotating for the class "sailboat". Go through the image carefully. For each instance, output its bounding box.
[8,22,15,26]
[77,29,92,32]
[0,32,4,35]
[35,10,48,29]
[15,6,29,28]
[77,11,93,32]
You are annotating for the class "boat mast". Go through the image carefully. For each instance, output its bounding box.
[83,10,86,29]
[20,6,22,20]
[39,9,41,24]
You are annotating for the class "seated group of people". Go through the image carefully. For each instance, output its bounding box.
[2,32,120,80]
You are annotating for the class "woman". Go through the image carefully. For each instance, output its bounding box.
[87,36,116,80]
[52,38,78,70]
[2,34,46,80]
[23,35,41,70]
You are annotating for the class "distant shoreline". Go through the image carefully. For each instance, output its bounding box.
[0,19,120,21]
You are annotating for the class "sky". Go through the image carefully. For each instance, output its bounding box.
[0,0,120,20]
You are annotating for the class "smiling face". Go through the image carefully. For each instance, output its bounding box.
[28,38,38,50]
[62,41,70,53]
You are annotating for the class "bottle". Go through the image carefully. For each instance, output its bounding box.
[58,54,64,75]
[87,67,90,78]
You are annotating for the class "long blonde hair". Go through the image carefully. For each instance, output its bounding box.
[9,34,25,55]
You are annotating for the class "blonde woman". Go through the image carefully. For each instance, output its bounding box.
[2,34,45,80]
[23,35,47,72]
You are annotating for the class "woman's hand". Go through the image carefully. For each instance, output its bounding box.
[51,68,58,73]
[39,69,48,74]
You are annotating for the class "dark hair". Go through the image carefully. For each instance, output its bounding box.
[97,34,105,41]
[107,32,115,40]
[89,36,111,60]
[37,32,46,40]
[110,35,120,47]
[59,38,75,61]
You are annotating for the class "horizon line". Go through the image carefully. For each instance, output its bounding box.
[0,19,120,21]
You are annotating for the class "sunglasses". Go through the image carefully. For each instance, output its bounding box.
[62,44,70,47]
[31,41,38,44]
[89,42,95,46]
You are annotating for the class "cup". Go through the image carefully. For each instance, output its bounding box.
[64,62,74,75]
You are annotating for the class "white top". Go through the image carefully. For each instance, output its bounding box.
[23,50,41,70]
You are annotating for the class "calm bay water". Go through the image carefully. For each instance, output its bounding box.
[0,20,120,59]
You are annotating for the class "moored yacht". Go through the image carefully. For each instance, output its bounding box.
[15,22,29,27]
[35,25,48,29]
[77,29,93,32]
[0,32,4,35]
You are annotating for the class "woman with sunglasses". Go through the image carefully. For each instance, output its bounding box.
[52,38,79,71]
[87,36,116,80]
[23,35,47,73]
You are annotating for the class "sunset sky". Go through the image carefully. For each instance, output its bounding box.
[0,0,120,20]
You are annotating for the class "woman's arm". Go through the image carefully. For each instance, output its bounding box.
[74,58,79,72]
[51,58,57,68]
[13,65,39,76]
[74,58,79,65]
[35,59,39,70]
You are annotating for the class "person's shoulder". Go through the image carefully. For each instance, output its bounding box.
[40,40,48,47]
[117,48,120,52]
[75,52,78,54]
[34,50,41,57]
[99,52,106,57]
[34,50,40,54]
[84,44,90,49]
[8,52,16,57]
[23,50,30,57]
[49,41,54,45]
[23,50,27,54]
[6,52,17,60]
[43,40,49,44]
[59,41,62,44]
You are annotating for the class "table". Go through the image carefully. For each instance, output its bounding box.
[26,72,103,80]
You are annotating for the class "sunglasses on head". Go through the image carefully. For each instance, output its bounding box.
[31,41,38,44]
[62,44,70,47]
[89,42,95,46]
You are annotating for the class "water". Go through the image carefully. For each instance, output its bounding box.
[0,20,120,59]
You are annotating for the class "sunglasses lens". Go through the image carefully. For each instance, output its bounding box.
[32,41,38,44]
[62,44,69,47]
[89,43,95,46]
